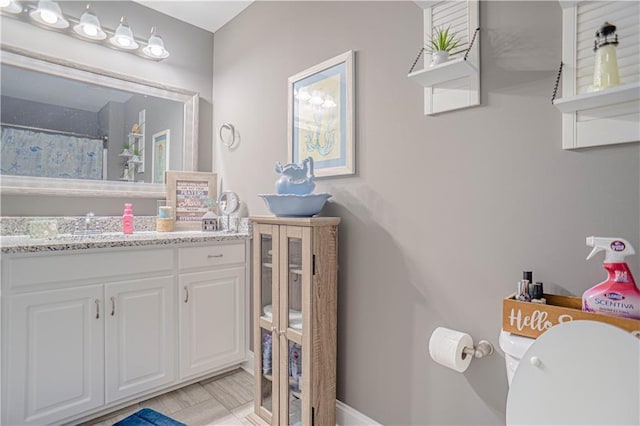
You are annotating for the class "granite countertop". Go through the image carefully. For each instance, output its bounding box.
[1,230,251,254]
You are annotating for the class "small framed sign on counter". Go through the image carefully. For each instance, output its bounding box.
[166,171,217,230]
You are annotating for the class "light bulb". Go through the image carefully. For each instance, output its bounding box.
[0,0,21,12]
[298,88,311,101]
[73,6,106,40]
[322,96,336,108]
[109,17,138,50]
[116,35,131,47]
[142,28,169,59]
[30,0,68,28]
[82,24,98,36]
[149,45,163,57]
[40,9,57,24]
[309,91,324,105]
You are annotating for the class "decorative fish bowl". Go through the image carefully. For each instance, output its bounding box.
[260,157,332,217]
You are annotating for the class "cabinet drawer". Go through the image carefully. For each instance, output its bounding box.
[179,243,245,270]
[5,249,174,290]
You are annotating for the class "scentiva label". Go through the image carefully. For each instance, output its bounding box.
[611,240,626,251]
[605,292,624,300]
[586,295,638,317]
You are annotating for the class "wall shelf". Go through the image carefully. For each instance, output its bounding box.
[408,57,478,88]
[410,0,480,115]
[558,1,639,149]
[553,82,640,113]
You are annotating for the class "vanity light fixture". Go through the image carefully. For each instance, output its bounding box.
[322,95,337,108]
[29,0,68,29]
[1,2,169,61]
[0,0,22,14]
[109,16,138,50]
[73,4,106,40]
[309,90,324,106]
[142,27,169,59]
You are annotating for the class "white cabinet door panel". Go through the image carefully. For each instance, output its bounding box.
[3,285,104,425]
[105,276,176,403]
[179,267,245,379]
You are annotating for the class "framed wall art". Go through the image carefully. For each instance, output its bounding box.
[152,129,170,183]
[165,171,217,230]
[288,50,355,177]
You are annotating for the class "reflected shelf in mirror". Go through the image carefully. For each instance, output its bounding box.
[0,45,199,198]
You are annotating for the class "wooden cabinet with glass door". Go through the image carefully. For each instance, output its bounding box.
[250,216,339,426]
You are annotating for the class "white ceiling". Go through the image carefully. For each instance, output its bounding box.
[133,1,253,34]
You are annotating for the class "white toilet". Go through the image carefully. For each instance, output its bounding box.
[499,320,639,425]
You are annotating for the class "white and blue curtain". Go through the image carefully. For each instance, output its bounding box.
[1,126,104,180]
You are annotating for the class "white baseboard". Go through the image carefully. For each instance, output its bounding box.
[243,351,379,426]
[336,400,381,426]
[242,350,254,375]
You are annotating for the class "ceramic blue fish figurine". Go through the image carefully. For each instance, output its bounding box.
[274,157,315,195]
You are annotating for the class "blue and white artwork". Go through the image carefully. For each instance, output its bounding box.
[1,127,104,180]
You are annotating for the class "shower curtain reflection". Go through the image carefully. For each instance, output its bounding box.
[1,126,105,180]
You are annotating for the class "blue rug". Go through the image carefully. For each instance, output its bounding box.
[114,408,186,426]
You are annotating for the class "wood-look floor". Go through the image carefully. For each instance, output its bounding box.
[81,369,261,426]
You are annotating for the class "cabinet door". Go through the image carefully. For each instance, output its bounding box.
[253,224,280,424]
[179,266,245,379]
[3,285,104,425]
[279,226,312,426]
[105,276,176,403]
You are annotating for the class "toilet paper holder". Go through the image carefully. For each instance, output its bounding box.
[462,340,494,359]
[429,327,495,372]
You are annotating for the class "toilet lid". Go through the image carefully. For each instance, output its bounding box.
[506,320,639,426]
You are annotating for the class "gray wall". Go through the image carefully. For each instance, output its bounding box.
[212,1,640,424]
[124,95,184,182]
[99,101,126,181]
[1,96,100,136]
[0,1,213,215]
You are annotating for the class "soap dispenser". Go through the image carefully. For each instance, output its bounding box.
[122,203,134,234]
[592,21,620,91]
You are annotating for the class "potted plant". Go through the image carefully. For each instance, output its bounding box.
[132,147,141,162]
[427,25,460,66]
[121,142,131,155]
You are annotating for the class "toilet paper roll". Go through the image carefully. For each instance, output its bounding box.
[429,327,473,372]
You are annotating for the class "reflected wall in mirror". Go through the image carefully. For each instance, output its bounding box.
[0,46,199,197]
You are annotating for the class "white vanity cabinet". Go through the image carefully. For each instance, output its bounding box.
[178,244,246,380]
[1,239,249,425]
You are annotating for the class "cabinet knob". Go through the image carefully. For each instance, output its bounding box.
[278,329,286,336]
[184,286,189,303]
[95,299,100,319]
[207,254,223,258]
[110,296,116,316]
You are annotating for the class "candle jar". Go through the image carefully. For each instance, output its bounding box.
[156,200,174,232]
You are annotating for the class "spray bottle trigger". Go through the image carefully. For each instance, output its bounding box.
[586,246,602,260]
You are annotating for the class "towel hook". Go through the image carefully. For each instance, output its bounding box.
[219,123,238,150]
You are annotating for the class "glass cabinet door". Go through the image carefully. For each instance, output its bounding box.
[279,226,312,426]
[254,224,279,424]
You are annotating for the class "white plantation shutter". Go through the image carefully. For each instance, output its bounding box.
[431,1,470,56]
[575,1,639,94]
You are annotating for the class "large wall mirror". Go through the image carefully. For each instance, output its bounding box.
[0,46,199,198]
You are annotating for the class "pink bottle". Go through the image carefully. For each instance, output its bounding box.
[122,203,134,234]
[583,237,640,319]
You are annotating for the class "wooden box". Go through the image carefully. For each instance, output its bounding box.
[502,293,640,339]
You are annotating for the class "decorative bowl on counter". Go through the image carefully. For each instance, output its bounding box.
[259,193,332,217]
